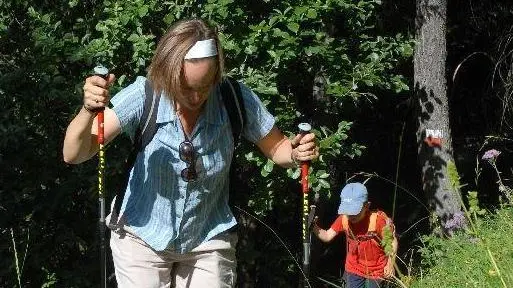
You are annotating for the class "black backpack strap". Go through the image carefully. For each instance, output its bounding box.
[138,80,161,149]
[220,77,246,146]
[109,79,160,227]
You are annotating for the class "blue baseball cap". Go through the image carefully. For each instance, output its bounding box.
[337,182,368,215]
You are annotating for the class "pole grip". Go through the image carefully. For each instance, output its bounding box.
[93,65,109,144]
[298,123,312,194]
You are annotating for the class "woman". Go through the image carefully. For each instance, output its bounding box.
[63,19,319,287]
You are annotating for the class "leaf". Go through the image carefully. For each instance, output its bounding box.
[138,5,149,17]
[290,168,301,179]
[368,52,379,61]
[306,9,317,19]
[261,169,270,177]
[318,179,330,189]
[316,170,330,179]
[69,0,79,8]
[263,159,274,173]
[286,22,299,34]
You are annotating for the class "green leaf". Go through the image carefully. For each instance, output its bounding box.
[69,0,79,8]
[318,179,330,189]
[306,9,317,19]
[138,5,149,17]
[288,167,300,179]
[286,22,299,34]
[368,52,379,61]
[263,159,274,173]
[316,170,330,179]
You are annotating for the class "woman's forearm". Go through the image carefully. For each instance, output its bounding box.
[63,107,98,164]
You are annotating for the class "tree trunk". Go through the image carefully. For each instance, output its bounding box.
[414,0,462,231]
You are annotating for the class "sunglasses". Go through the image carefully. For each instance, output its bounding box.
[179,140,197,182]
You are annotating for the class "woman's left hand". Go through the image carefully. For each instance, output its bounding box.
[291,132,319,163]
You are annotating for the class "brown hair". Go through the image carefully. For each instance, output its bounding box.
[147,19,224,98]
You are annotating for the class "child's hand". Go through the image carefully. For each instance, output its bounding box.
[383,260,395,278]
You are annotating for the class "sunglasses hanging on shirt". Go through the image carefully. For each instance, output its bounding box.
[179,140,197,182]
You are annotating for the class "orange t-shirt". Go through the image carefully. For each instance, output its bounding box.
[330,210,394,279]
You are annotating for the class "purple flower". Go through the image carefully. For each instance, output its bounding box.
[444,211,467,233]
[482,149,501,161]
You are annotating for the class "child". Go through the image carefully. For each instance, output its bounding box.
[313,182,398,288]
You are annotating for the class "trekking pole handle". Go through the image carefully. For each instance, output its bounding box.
[93,65,109,144]
[298,122,312,135]
[298,123,312,194]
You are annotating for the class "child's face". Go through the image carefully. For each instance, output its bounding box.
[347,202,369,223]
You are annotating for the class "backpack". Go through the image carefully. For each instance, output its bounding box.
[109,77,246,226]
[341,211,386,245]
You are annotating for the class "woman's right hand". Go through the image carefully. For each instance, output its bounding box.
[82,74,116,113]
[63,73,119,164]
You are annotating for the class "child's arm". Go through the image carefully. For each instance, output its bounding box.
[312,217,338,243]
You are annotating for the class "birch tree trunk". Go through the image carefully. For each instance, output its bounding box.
[414,0,462,231]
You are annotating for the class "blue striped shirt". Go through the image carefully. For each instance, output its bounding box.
[110,76,275,252]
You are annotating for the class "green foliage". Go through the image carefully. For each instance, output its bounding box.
[411,207,513,287]
[447,160,461,192]
[41,267,58,288]
[468,191,486,217]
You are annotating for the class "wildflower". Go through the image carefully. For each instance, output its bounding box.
[482,149,501,163]
[444,211,467,233]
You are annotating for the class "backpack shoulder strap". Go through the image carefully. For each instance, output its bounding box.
[342,215,357,240]
[137,79,161,148]
[341,215,349,232]
[220,76,246,146]
[109,79,160,226]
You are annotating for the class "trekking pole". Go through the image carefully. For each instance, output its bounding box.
[93,65,109,288]
[298,122,312,288]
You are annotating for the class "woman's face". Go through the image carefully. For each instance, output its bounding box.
[177,57,217,111]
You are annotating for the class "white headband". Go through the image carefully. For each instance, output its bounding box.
[184,39,218,60]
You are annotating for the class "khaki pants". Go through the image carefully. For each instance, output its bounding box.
[110,228,237,288]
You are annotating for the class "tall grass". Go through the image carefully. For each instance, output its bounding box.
[10,227,29,288]
[409,206,513,287]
